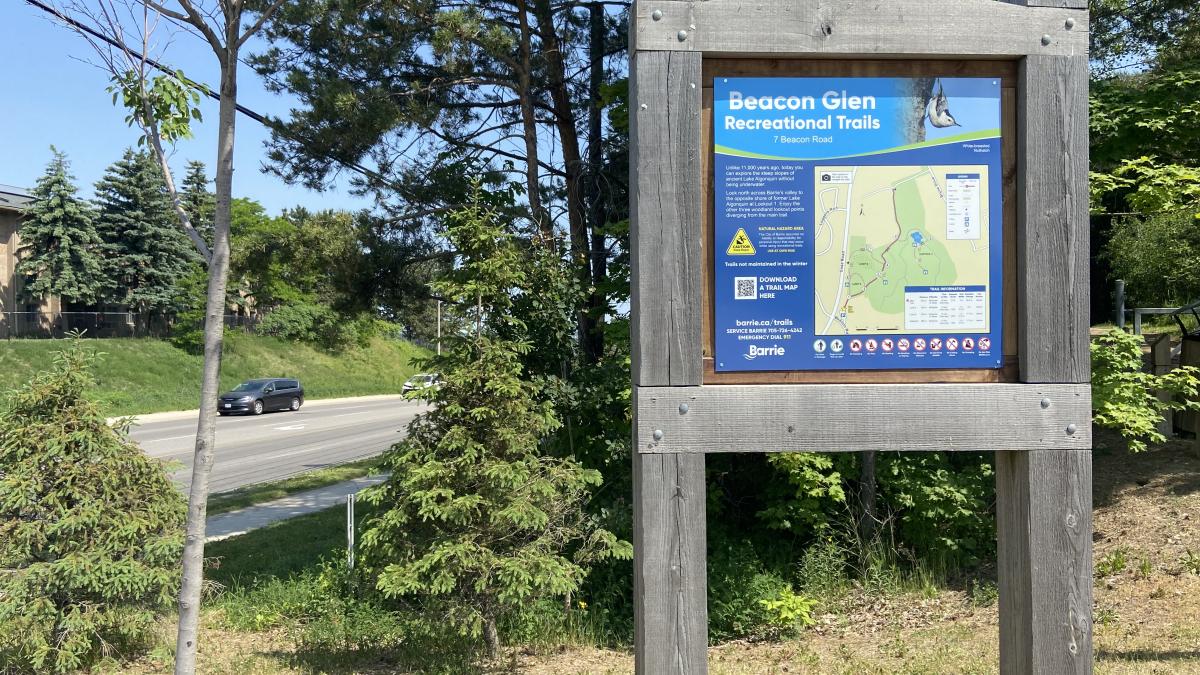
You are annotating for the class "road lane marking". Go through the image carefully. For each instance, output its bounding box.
[142,433,195,443]
[272,424,307,431]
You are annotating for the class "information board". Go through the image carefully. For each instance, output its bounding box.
[713,77,1003,372]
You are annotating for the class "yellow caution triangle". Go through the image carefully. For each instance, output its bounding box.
[726,228,756,255]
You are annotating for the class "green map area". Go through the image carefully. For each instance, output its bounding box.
[813,165,990,335]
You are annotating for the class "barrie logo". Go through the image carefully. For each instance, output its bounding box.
[744,344,786,360]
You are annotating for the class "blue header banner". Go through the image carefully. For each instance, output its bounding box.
[713,76,1004,372]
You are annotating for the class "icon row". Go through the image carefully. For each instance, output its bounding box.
[812,336,991,354]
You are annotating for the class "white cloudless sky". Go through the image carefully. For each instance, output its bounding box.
[1,2,373,215]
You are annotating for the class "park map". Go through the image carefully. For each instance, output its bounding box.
[812,165,991,336]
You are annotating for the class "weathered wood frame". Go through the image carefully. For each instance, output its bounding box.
[629,1,1092,674]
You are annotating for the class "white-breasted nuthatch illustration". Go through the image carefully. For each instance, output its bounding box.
[925,80,961,128]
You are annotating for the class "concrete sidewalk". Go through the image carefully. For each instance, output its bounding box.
[206,474,389,542]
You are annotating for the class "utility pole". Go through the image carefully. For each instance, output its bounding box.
[437,299,442,355]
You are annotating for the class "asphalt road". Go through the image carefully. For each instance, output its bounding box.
[129,397,426,494]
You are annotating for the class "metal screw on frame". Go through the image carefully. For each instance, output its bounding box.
[651,9,663,21]
[677,29,688,41]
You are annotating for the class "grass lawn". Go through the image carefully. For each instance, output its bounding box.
[207,457,386,515]
[0,332,427,416]
[110,432,1200,674]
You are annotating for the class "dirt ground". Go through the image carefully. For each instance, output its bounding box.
[513,435,1200,674]
[116,435,1200,674]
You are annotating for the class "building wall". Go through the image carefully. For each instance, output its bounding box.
[0,209,20,315]
[0,209,60,338]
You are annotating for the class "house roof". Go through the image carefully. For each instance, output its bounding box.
[0,184,34,212]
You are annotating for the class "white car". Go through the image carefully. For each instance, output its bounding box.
[402,373,441,397]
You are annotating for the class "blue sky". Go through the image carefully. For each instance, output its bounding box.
[1,2,371,215]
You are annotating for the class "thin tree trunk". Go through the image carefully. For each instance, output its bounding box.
[585,3,606,360]
[516,0,551,242]
[140,104,212,263]
[483,612,501,659]
[533,0,595,362]
[858,450,878,545]
[173,42,238,675]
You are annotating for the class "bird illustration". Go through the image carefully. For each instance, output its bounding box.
[925,80,961,128]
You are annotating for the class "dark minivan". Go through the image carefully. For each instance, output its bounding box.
[217,378,304,415]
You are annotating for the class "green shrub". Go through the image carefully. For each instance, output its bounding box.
[758,587,818,634]
[0,339,186,672]
[1106,209,1200,307]
[707,540,793,641]
[1092,328,1200,451]
[877,452,995,565]
[796,536,852,597]
[259,302,338,344]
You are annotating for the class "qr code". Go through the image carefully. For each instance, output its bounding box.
[734,277,757,300]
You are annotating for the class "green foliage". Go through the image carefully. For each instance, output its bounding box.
[707,540,793,641]
[359,185,629,655]
[0,338,185,673]
[1091,329,1200,452]
[168,265,211,353]
[108,69,202,144]
[180,160,214,246]
[876,452,996,564]
[757,587,818,633]
[93,149,201,311]
[1106,210,1200,307]
[1096,548,1129,577]
[795,536,852,597]
[1090,158,1200,214]
[759,453,847,536]
[1181,550,1200,575]
[16,148,107,305]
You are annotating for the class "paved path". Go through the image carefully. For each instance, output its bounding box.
[206,474,389,542]
[128,396,426,493]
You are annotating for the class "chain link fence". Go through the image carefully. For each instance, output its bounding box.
[0,311,260,339]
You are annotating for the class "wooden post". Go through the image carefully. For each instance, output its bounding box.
[999,40,1093,675]
[631,2,1092,673]
[630,46,708,674]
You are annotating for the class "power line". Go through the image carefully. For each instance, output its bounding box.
[24,0,404,197]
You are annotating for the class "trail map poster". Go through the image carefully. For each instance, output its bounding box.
[713,77,1004,372]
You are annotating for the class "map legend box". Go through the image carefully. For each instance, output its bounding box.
[945,172,983,240]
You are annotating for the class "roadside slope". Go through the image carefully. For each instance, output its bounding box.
[0,332,428,416]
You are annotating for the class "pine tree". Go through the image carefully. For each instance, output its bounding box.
[93,150,201,311]
[15,148,107,305]
[180,160,215,247]
[360,185,630,660]
[0,338,186,672]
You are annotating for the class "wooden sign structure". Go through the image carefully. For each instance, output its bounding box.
[629,1,1092,674]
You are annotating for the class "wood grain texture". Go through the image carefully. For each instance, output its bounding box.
[636,383,1091,453]
[635,0,1087,57]
[996,449,1093,674]
[1017,55,1090,384]
[702,358,1019,385]
[631,49,704,387]
[1001,0,1087,9]
[633,443,708,674]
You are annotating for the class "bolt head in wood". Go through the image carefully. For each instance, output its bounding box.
[1040,398,1051,409]
[678,403,689,414]
[651,9,663,21]
[1041,34,1052,46]
[653,429,664,441]
[1066,423,1078,435]
[1065,17,1075,29]
[677,30,688,41]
